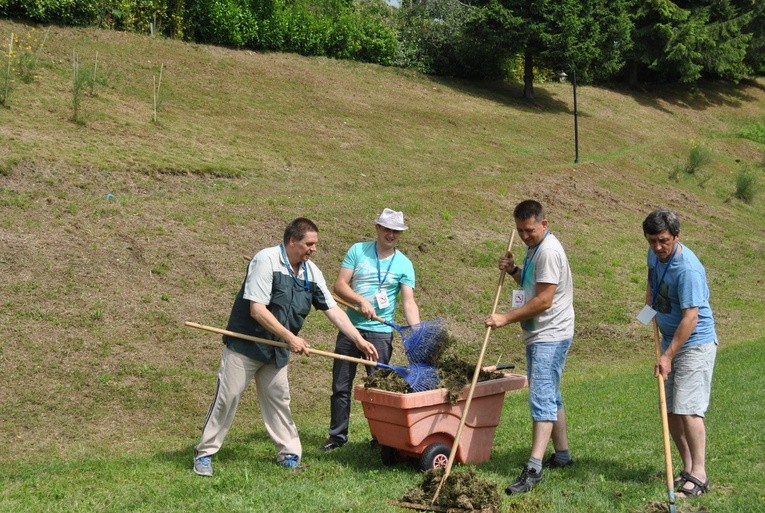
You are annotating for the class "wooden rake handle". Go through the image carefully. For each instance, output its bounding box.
[332,295,395,328]
[184,321,377,368]
[432,229,517,504]
[653,319,676,511]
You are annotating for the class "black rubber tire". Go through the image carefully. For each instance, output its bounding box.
[419,442,451,471]
[380,445,400,467]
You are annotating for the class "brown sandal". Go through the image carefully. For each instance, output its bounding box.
[676,474,709,498]
[674,470,692,489]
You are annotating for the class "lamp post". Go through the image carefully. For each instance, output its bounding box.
[559,70,580,164]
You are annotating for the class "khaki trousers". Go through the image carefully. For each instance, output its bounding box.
[195,346,302,461]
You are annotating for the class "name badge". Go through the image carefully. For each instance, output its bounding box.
[512,290,526,308]
[375,290,390,309]
[636,304,657,325]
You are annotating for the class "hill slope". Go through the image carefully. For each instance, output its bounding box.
[1,19,764,460]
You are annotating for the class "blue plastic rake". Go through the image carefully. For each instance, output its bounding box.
[184,322,439,392]
[333,296,448,365]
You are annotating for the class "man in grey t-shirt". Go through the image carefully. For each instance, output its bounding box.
[485,199,575,494]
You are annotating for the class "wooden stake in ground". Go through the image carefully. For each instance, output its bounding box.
[431,229,516,504]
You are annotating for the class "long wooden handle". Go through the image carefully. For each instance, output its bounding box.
[332,295,393,327]
[184,321,377,367]
[653,319,676,509]
[432,229,516,503]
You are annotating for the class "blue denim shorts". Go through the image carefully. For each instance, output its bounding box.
[526,339,572,422]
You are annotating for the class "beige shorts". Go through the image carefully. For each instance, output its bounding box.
[665,341,717,417]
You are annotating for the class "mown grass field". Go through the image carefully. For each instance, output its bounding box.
[1,18,764,513]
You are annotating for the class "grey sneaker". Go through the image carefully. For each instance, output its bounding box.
[278,454,300,469]
[505,467,543,495]
[545,453,574,468]
[194,455,213,477]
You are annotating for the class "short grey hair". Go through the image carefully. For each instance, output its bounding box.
[642,209,680,237]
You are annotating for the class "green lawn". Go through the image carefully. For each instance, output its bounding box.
[2,337,762,513]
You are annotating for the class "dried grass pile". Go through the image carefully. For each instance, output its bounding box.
[401,468,500,512]
[363,332,504,401]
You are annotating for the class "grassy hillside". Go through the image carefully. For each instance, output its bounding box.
[1,18,764,512]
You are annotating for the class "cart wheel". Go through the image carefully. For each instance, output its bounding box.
[419,443,451,471]
[380,445,401,467]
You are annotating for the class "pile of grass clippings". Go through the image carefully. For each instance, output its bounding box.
[401,468,500,512]
[363,368,412,392]
[436,354,504,403]
[363,333,504,399]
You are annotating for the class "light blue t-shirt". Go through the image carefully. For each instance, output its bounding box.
[341,241,416,333]
[647,243,717,351]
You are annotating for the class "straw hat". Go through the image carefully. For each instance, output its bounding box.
[375,208,408,231]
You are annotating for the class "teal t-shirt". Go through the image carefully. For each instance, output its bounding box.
[341,241,415,332]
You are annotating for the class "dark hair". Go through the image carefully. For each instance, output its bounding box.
[513,199,545,222]
[284,217,319,245]
[642,209,680,236]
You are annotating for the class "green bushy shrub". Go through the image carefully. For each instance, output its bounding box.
[185,0,258,47]
[343,10,397,65]
[280,5,330,56]
[4,0,103,25]
[103,0,186,38]
[256,0,396,65]
[5,0,397,65]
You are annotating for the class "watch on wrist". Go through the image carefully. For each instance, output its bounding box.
[510,266,520,276]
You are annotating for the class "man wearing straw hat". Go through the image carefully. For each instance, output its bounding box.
[485,199,575,494]
[321,208,421,451]
[192,217,378,476]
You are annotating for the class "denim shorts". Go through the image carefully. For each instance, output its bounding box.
[665,341,717,417]
[526,339,572,422]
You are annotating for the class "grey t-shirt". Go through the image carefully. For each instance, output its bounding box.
[519,233,575,344]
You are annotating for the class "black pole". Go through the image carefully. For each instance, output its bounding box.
[572,69,579,164]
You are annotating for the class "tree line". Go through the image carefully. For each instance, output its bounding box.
[2,0,763,96]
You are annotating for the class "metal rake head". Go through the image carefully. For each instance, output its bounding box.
[401,318,450,365]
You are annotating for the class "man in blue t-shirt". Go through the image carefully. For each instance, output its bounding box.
[643,209,718,498]
[321,208,420,451]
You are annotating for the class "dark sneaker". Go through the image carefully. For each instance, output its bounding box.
[193,455,213,477]
[505,467,544,495]
[370,437,379,449]
[320,438,345,452]
[545,453,574,469]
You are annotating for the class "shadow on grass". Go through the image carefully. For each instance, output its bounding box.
[419,74,575,117]
[487,446,659,486]
[422,73,762,120]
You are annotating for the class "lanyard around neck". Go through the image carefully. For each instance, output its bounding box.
[651,243,679,306]
[374,242,396,291]
[280,244,309,291]
[520,230,549,285]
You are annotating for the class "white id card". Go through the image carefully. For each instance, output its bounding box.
[512,290,526,308]
[375,290,390,309]
[636,304,657,325]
